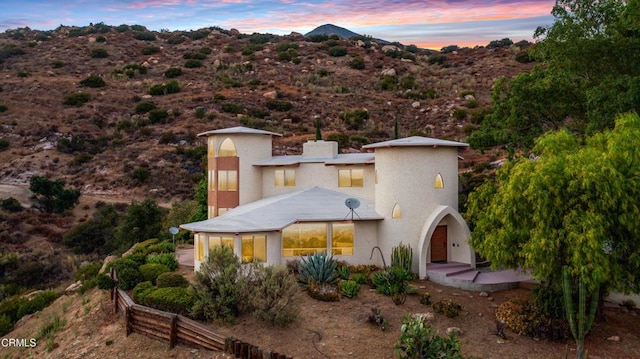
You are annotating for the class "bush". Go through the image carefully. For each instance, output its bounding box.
[145,241,176,254]
[191,245,245,323]
[428,55,447,65]
[184,59,202,68]
[165,80,180,94]
[29,176,81,213]
[156,272,189,288]
[135,101,156,114]
[79,75,105,88]
[145,287,194,316]
[0,296,27,323]
[130,167,150,183]
[142,45,160,55]
[339,280,360,298]
[328,46,347,57]
[64,92,91,106]
[0,314,12,336]
[221,103,243,114]
[116,267,143,290]
[90,48,108,58]
[139,263,170,284]
[96,274,115,290]
[0,105,8,113]
[250,265,300,325]
[266,100,293,112]
[432,299,462,318]
[351,272,368,284]
[164,67,182,78]
[74,261,101,282]
[420,291,431,305]
[372,266,411,305]
[453,108,467,121]
[17,290,59,318]
[148,109,169,124]
[132,281,155,304]
[395,316,464,359]
[299,253,338,286]
[0,197,21,212]
[146,252,178,271]
[133,32,156,41]
[340,109,369,130]
[349,57,365,70]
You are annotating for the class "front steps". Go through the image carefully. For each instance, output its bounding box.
[426,262,534,292]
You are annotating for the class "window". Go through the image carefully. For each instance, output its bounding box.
[218,138,237,157]
[282,223,327,257]
[217,170,237,191]
[195,234,206,261]
[209,235,234,250]
[331,223,354,256]
[208,170,215,191]
[242,235,267,263]
[392,204,402,219]
[338,169,364,187]
[434,173,444,189]
[275,169,296,187]
[207,206,216,219]
[207,137,215,158]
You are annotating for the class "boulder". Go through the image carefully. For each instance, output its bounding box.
[99,255,117,274]
[65,280,82,295]
[381,68,396,77]
[263,90,278,100]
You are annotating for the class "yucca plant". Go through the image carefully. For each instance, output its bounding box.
[299,253,338,286]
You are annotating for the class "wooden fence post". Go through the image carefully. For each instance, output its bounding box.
[124,305,132,336]
[169,314,177,349]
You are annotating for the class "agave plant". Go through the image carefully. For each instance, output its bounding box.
[299,253,338,286]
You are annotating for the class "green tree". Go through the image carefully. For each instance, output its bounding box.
[191,177,207,223]
[62,204,120,254]
[467,113,640,297]
[469,0,640,152]
[114,199,166,253]
[29,176,81,213]
[162,200,198,241]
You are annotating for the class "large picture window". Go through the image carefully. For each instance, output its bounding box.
[217,170,237,191]
[282,223,327,257]
[331,223,354,255]
[195,234,206,262]
[242,235,267,263]
[338,169,364,187]
[275,169,296,187]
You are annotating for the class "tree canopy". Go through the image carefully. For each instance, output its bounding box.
[29,175,81,213]
[466,112,640,294]
[468,0,640,153]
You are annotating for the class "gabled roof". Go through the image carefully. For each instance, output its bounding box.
[363,136,468,149]
[180,187,383,233]
[253,153,375,166]
[197,126,282,137]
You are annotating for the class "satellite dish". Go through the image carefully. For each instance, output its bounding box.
[169,227,179,235]
[345,198,361,210]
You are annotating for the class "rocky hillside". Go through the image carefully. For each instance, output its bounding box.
[0,24,535,202]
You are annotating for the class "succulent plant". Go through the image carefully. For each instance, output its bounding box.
[299,253,338,286]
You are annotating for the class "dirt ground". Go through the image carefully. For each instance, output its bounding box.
[1,275,639,359]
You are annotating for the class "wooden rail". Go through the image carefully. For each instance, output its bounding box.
[109,268,293,358]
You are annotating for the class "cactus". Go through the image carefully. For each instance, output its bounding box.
[391,242,413,272]
[563,266,599,359]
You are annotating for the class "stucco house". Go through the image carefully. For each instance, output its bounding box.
[180,126,475,279]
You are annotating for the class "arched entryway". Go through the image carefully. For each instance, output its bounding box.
[417,205,474,279]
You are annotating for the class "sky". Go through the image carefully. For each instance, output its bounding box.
[0,0,556,50]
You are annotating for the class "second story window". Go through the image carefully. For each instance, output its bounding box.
[218,170,237,191]
[338,169,364,187]
[275,169,296,187]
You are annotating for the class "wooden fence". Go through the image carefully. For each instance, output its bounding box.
[109,268,293,359]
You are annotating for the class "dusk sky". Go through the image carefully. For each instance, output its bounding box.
[0,0,556,49]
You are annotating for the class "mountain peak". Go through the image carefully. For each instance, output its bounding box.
[304,24,359,39]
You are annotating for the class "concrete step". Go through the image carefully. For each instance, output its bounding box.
[445,267,476,277]
[447,269,480,282]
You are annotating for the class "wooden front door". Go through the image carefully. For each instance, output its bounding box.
[430,226,448,262]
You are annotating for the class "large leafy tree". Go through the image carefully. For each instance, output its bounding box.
[29,175,81,213]
[113,199,166,254]
[469,0,640,152]
[466,112,640,294]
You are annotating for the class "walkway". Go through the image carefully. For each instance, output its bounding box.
[176,246,194,269]
[426,262,536,292]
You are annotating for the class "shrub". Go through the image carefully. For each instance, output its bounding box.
[487,38,513,49]
[116,267,143,290]
[145,287,194,316]
[221,103,243,114]
[148,109,169,124]
[428,55,447,65]
[378,76,396,91]
[349,57,365,70]
[142,45,160,55]
[133,31,156,41]
[1,197,21,212]
[339,280,360,298]
[351,272,368,284]
[328,46,347,57]
[166,35,185,44]
[299,253,338,286]
[453,108,467,121]
[130,167,150,183]
[156,272,189,288]
[250,265,300,325]
[164,67,182,78]
[96,274,115,290]
[184,59,202,68]
[191,245,245,323]
[29,176,80,213]
[165,80,180,94]
[516,50,534,63]
[0,296,27,323]
[74,261,101,282]
[135,101,156,114]
[0,314,12,336]
[266,100,293,112]
[95,35,106,43]
[17,290,59,318]
[432,299,462,318]
[183,52,207,60]
[336,265,350,280]
[395,316,464,359]
[139,263,170,284]
[372,266,411,305]
[132,281,155,304]
[440,45,460,53]
[79,75,105,88]
[145,241,176,254]
[64,92,91,106]
[146,252,178,271]
[0,105,8,113]
[340,109,369,130]
[90,48,108,58]
[420,291,431,305]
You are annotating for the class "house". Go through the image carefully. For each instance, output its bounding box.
[180,126,475,279]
